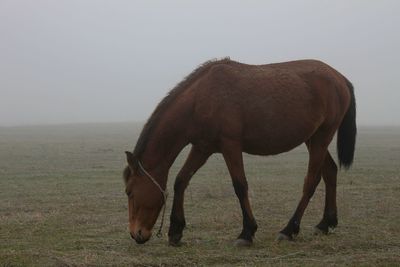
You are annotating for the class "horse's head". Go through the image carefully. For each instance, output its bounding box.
[123,151,164,244]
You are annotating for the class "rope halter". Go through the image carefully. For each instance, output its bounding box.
[137,161,168,238]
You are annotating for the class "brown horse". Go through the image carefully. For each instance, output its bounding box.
[123,58,356,246]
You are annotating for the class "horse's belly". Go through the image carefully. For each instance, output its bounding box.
[242,119,318,156]
[243,135,305,155]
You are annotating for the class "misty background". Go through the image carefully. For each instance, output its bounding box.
[0,0,399,127]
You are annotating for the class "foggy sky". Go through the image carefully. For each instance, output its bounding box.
[1,0,399,126]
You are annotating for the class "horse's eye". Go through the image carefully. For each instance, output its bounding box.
[125,188,132,197]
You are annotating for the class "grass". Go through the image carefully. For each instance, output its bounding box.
[0,123,399,266]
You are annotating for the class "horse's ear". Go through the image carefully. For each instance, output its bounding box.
[125,151,137,170]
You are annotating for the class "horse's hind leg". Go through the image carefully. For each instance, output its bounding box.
[278,136,330,240]
[168,145,211,246]
[221,139,258,246]
[315,151,338,234]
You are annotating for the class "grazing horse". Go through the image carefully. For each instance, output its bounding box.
[123,58,356,246]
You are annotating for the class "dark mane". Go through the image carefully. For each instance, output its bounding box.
[131,57,230,161]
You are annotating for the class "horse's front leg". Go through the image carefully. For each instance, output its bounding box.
[168,146,211,246]
[221,139,258,246]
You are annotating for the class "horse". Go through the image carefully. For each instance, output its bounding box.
[123,58,356,246]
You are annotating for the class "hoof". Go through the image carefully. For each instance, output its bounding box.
[168,239,183,247]
[276,232,292,241]
[234,238,253,247]
[313,226,328,235]
[168,234,183,247]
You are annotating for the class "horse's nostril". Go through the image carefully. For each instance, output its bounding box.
[138,229,142,236]
[130,232,135,239]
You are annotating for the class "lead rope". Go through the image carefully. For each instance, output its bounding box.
[137,161,168,238]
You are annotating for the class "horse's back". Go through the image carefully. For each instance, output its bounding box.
[190,59,351,155]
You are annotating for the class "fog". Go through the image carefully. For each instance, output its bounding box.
[1,0,399,126]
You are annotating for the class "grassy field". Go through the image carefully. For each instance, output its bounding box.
[0,123,399,266]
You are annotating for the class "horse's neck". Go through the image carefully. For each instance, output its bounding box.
[140,119,189,187]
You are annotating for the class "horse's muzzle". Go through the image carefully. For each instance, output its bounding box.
[130,230,150,244]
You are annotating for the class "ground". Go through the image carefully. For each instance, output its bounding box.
[0,123,399,266]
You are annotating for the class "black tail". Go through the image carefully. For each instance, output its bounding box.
[337,78,357,169]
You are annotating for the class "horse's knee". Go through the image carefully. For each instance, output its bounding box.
[232,179,248,198]
[173,176,189,193]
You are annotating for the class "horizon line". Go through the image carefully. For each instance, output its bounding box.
[0,120,400,129]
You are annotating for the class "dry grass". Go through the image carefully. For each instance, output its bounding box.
[0,123,399,266]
